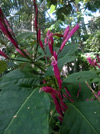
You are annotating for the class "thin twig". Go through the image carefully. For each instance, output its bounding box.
[85,81,100,102]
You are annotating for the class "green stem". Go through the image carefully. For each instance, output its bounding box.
[9,58,32,63]
[9,57,45,73]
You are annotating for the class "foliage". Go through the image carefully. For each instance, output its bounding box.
[0,0,100,134]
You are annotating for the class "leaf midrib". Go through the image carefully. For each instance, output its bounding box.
[3,89,36,134]
[69,103,98,134]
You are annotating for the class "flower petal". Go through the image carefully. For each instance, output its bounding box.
[60,24,80,52]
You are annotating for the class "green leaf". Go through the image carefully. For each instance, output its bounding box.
[0,69,50,134]
[58,44,78,58]
[91,78,100,83]
[0,69,40,90]
[61,101,100,134]
[3,89,50,134]
[63,81,92,101]
[0,60,7,74]
[64,71,97,83]
[63,71,97,100]
[58,55,76,70]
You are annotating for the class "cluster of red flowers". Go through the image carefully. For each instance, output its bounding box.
[35,2,80,121]
[40,24,79,121]
[0,8,30,58]
[87,55,100,68]
[0,1,80,122]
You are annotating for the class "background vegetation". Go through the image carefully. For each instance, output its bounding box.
[0,0,100,134]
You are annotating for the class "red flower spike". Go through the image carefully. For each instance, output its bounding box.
[39,40,44,50]
[0,8,19,49]
[33,0,38,30]
[87,57,94,66]
[67,24,80,38]
[87,57,100,68]
[60,24,80,52]
[53,51,57,61]
[40,86,69,121]
[4,19,14,36]
[16,48,25,57]
[48,33,54,45]
[63,26,70,38]
[0,50,8,59]
[51,56,62,89]
[41,86,63,116]
[52,96,63,117]
[44,30,51,46]
[47,30,50,36]
[44,37,47,46]
[48,42,53,55]
[34,16,38,29]
[35,6,38,15]
[40,86,58,94]
[33,0,36,4]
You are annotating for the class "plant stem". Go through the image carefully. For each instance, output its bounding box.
[9,58,32,63]
[85,81,100,102]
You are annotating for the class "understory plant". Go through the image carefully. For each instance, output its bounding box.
[0,1,100,134]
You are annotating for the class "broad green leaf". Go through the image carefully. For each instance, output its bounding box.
[63,71,97,100]
[0,60,7,74]
[64,71,97,83]
[58,44,78,58]
[3,89,50,134]
[61,101,100,134]
[91,78,100,83]
[58,55,76,70]
[63,81,92,101]
[0,69,40,90]
[0,69,50,134]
